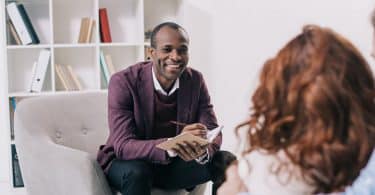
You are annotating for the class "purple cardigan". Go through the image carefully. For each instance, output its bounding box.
[97,61,221,173]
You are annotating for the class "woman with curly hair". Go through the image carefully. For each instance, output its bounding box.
[219,25,375,195]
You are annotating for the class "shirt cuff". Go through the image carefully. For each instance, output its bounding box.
[166,138,178,157]
[195,148,210,164]
[167,150,178,157]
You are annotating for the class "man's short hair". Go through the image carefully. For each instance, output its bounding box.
[150,22,189,48]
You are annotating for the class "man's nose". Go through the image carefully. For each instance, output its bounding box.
[170,49,181,61]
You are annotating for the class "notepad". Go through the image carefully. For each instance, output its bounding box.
[156,125,223,151]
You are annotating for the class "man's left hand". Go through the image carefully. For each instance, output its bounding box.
[172,140,207,161]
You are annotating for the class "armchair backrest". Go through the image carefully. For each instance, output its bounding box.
[15,91,109,156]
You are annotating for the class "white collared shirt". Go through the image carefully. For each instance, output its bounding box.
[152,67,179,96]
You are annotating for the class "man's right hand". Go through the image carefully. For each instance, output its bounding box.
[181,123,207,138]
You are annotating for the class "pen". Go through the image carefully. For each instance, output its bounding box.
[169,120,187,126]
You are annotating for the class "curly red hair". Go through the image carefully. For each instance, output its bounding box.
[237,25,375,193]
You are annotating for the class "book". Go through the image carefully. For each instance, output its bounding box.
[29,49,51,92]
[100,51,111,84]
[99,8,112,43]
[7,20,22,45]
[55,64,81,91]
[11,144,24,187]
[156,126,223,151]
[9,97,17,140]
[55,64,69,90]
[78,18,95,43]
[6,3,39,45]
[66,65,82,90]
[86,19,95,43]
[6,2,33,45]
[105,54,116,75]
[17,3,40,44]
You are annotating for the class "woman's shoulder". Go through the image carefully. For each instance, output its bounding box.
[238,150,314,195]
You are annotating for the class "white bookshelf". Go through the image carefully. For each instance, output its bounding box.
[1,0,184,190]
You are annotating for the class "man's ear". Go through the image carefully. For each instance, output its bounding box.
[149,47,156,57]
[145,47,153,60]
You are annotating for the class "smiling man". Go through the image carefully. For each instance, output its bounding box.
[97,22,234,195]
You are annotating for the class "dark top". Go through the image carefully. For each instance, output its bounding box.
[152,90,178,139]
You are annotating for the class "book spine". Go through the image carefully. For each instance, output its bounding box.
[6,2,32,45]
[28,61,37,92]
[17,4,40,44]
[11,144,24,187]
[78,18,90,43]
[66,65,82,90]
[60,65,77,90]
[100,51,110,84]
[9,98,17,141]
[30,49,51,92]
[105,54,116,76]
[86,19,95,43]
[7,20,22,45]
[99,8,112,43]
[55,64,69,90]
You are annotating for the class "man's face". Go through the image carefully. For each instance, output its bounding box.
[150,27,189,82]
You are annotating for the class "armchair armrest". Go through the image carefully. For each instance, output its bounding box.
[17,137,112,195]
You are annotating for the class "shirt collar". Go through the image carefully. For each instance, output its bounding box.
[152,67,179,96]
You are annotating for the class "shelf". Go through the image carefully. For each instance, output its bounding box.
[7,48,52,93]
[99,42,146,47]
[8,89,107,98]
[6,44,51,49]
[54,47,98,90]
[53,43,96,48]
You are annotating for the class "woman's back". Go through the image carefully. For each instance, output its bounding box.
[236,25,375,194]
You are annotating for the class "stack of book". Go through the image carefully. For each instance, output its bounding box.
[55,64,82,91]
[6,2,39,45]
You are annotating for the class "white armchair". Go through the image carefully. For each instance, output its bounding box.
[14,92,206,195]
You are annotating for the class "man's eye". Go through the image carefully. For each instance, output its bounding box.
[178,48,188,54]
[161,48,172,52]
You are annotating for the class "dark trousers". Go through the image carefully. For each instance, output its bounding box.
[106,151,236,195]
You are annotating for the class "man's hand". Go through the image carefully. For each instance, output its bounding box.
[172,141,208,161]
[181,123,207,138]
[217,163,248,195]
[170,123,208,161]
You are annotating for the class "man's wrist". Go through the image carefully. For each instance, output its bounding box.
[166,138,178,157]
[195,148,209,164]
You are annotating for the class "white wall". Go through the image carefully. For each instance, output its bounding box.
[183,0,375,152]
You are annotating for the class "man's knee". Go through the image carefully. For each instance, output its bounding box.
[209,151,237,184]
[125,165,152,182]
[107,160,153,192]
